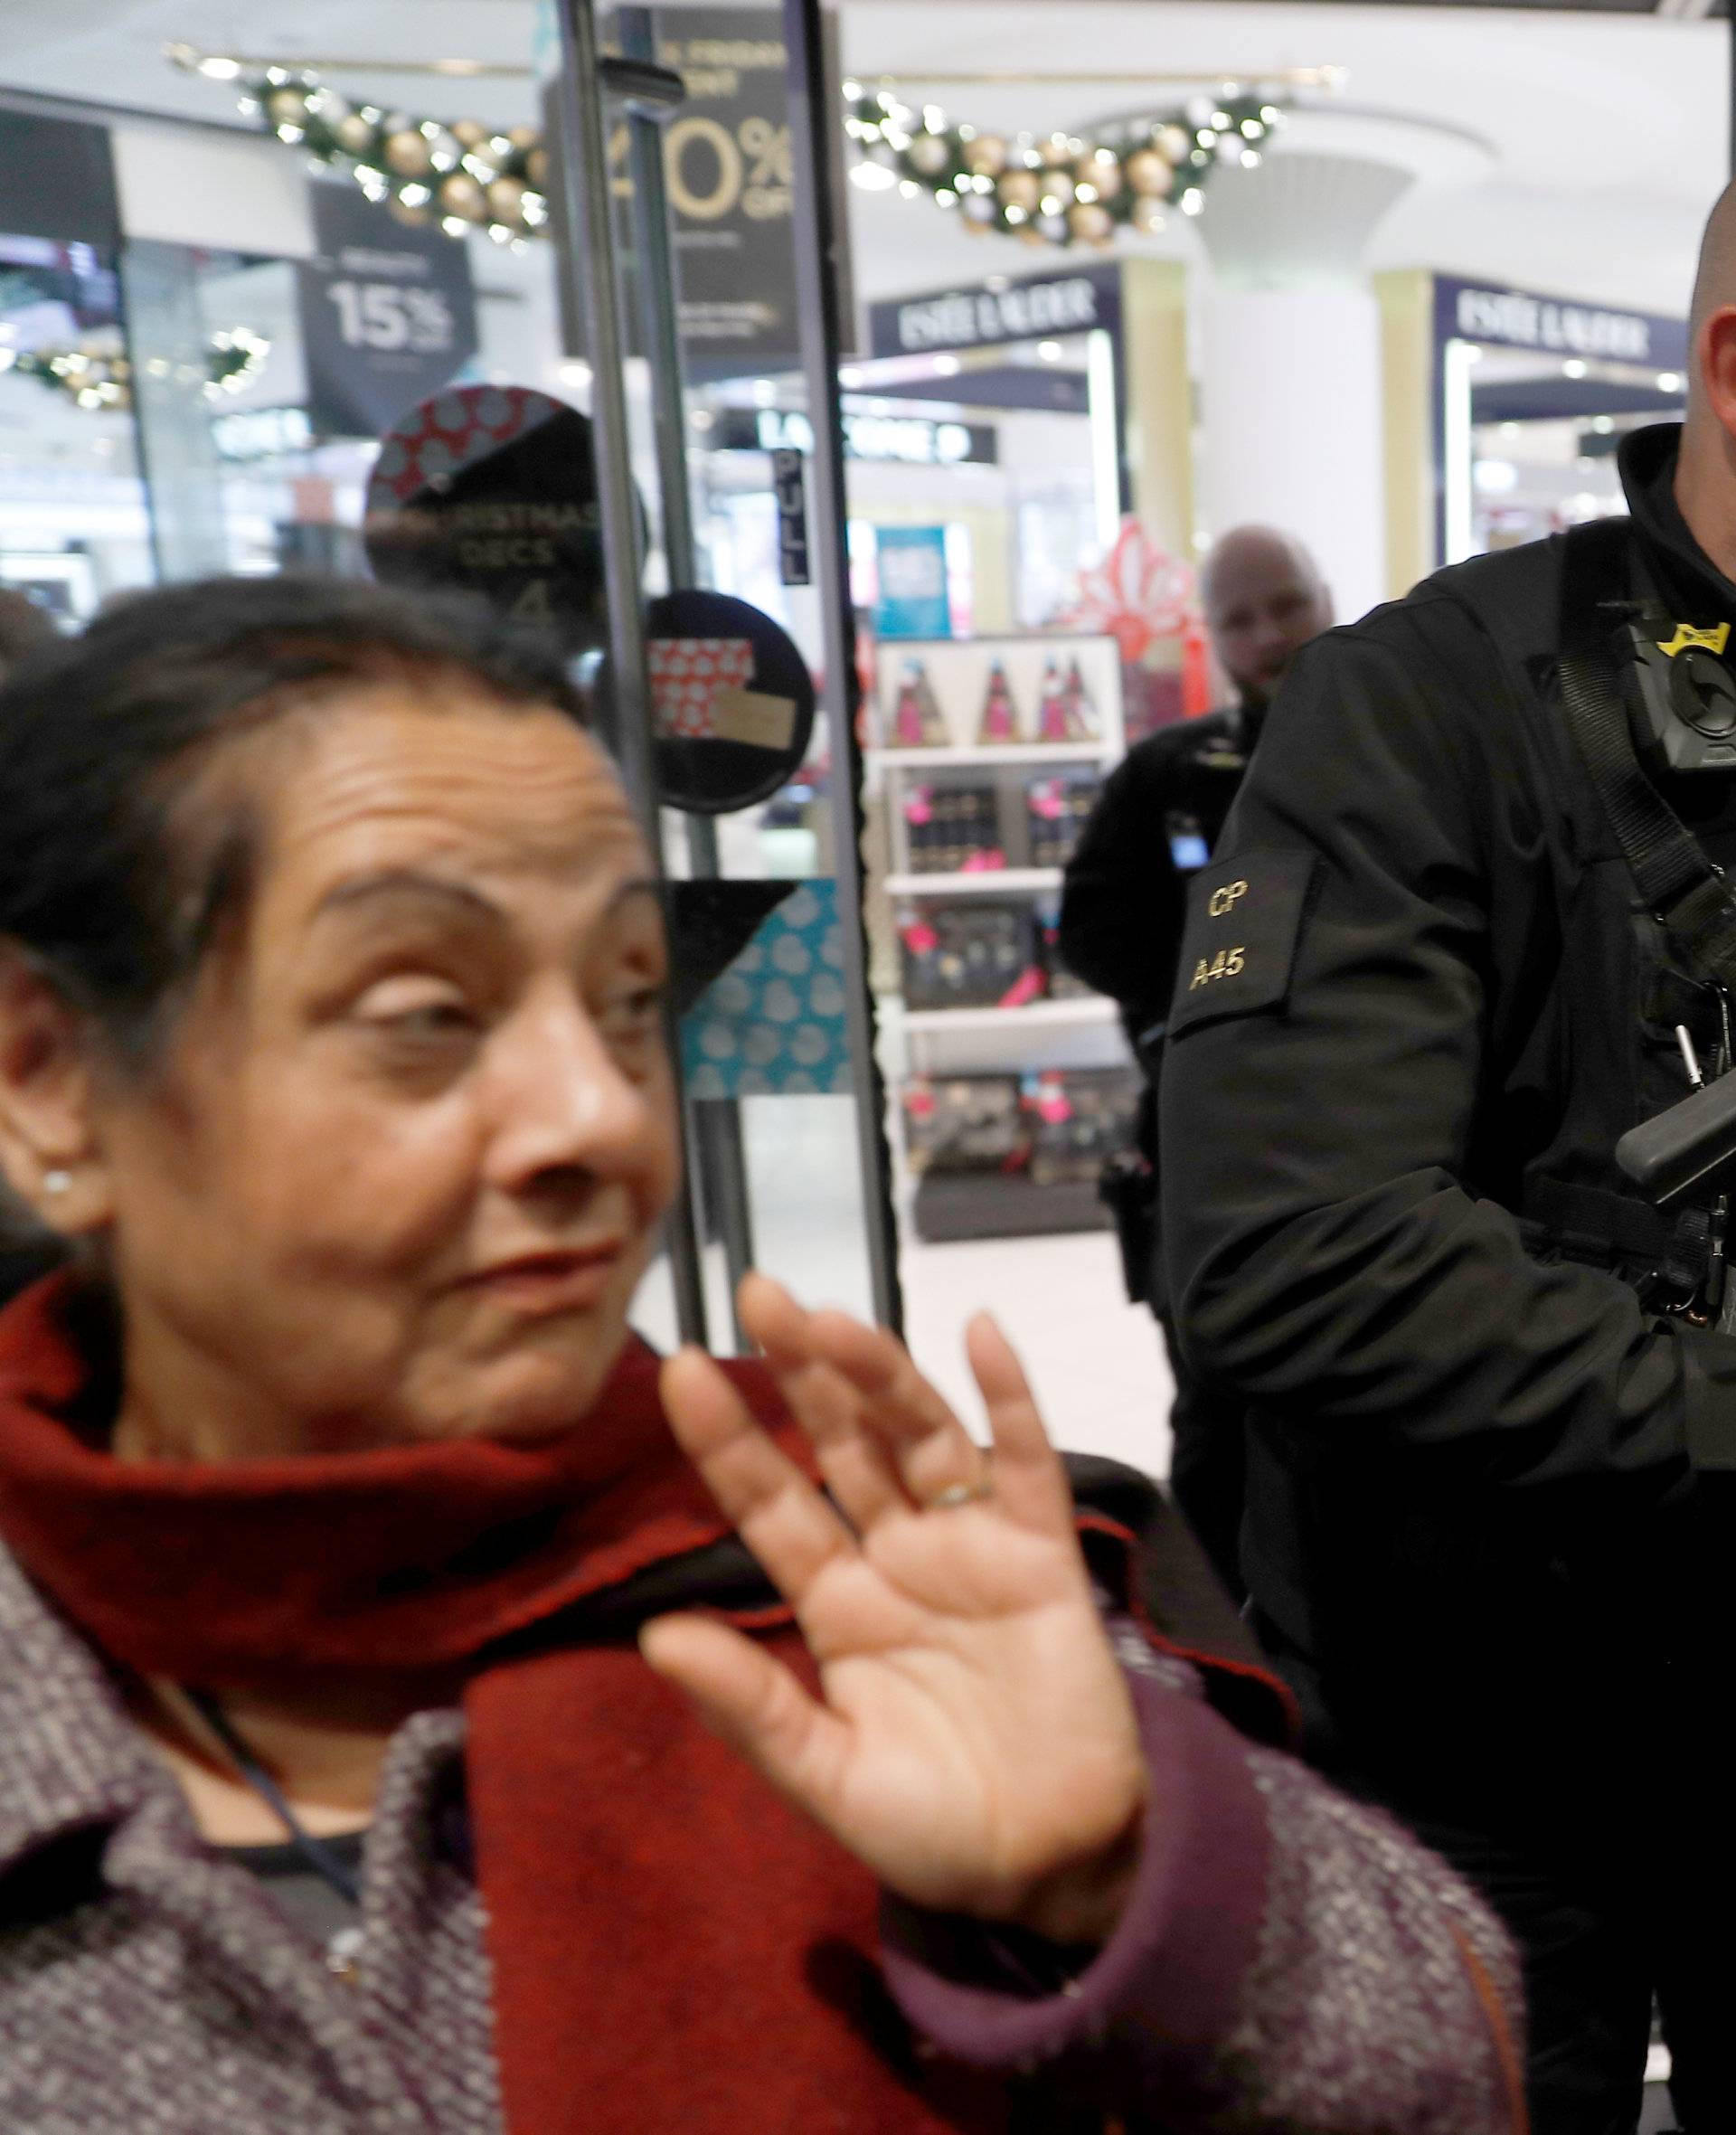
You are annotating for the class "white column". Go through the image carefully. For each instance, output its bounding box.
[1199,281,1388,624]
[1192,116,1493,624]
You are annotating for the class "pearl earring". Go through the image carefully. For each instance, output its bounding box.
[42,1170,71,1195]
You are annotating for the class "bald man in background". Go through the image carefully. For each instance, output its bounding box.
[1161,188,1736,2132]
[1059,525,1332,1595]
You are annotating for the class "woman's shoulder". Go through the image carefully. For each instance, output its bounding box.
[0,1538,164,1876]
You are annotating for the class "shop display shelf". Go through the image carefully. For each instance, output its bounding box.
[900,997,1118,1033]
[874,742,1111,770]
[910,1171,1109,1244]
[885,867,1064,897]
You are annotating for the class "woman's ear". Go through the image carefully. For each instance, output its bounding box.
[0,951,113,1236]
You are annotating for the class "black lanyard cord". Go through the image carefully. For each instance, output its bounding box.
[186,1688,364,1909]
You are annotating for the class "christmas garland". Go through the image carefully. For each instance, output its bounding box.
[168,46,549,249]
[844,84,1283,246]
[170,43,1281,253]
[0,328,270,414]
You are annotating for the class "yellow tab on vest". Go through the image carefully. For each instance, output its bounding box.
[1659,620,1731,658]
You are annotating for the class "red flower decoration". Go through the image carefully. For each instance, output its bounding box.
[1066,518,1194,666]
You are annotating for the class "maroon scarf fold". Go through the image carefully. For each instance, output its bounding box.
[0,1274,1009,2135]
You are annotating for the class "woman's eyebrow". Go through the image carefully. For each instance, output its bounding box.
[313,871,505,928]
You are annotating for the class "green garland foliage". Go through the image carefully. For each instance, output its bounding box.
[843,83,1284,247]
[0,329,269,414]
[170,45,1281,255]
[171,48,550,248]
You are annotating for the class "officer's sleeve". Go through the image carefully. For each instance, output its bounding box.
[1059,744,1186,1039]
[1160,620,1736,1486]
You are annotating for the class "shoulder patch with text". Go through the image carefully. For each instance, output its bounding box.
[1166,850,1317,1038]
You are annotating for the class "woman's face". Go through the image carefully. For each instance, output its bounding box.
[88,684,681,1457]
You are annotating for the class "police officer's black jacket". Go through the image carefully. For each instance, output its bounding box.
[1160,424,1736,1815]
[1059,704,1260,1049]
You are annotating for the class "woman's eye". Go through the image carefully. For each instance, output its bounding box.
[391,1004,476,1037]
[354,978,477,1037]
[603,983,666,1034]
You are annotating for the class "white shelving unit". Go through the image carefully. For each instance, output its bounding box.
[901,997,1119,1034]
[877,742,1108,770]
[867,634,1134,1242]
[885,866,1062,898]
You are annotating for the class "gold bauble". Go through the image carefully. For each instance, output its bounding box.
[1158,125,1191,164]
[997,169,1042,213]
[961,133,1006,177]
[1125,149,1173,198]
[266,87,309,128]
[383,129,433,177]
[1018,226,1049,248]
[334,113,377,156]
[526,146,550,189]
[389,198,431,228]
[1079,150,1122,199]
[1128,196,1167,234]
[1040,133,1074,167]
[451,119,491,149]
[1068,202,1113,243]
[908,133,951,177]
[508,123,541,151]
[439,172,488,221]
[486,175,528,225]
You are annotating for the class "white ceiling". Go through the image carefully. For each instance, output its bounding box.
[0,0,1726,316]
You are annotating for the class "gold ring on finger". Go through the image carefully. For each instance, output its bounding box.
[923,1478,995,1511]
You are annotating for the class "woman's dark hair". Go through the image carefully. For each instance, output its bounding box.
[0,572,590,1065]
[0,587,56,674]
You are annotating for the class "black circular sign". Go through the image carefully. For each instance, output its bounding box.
[608,588,819,817]
[363,385,614,653]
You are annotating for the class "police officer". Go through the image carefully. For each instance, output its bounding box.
[1059,527,1332,1593]
[1161,190,1736,2134]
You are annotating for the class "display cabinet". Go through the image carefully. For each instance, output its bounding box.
[866,633,1139,1241]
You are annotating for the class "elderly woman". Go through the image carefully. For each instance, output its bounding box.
[0,575,1521,2135]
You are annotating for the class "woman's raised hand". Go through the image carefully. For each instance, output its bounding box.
[641,1274,1147,1946]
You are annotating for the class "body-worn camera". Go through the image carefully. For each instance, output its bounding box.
[1618,606,1736,774]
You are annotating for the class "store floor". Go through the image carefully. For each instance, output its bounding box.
[632,1101,1173,1478]
[636,1224,1174,1477]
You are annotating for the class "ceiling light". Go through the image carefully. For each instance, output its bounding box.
[933,354,960,377]
[1658,371,1684,393]
[1036,340,1063,363]
[1562,359,1587,380]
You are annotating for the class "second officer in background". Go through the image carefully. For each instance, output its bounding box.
[1059,525,1332,1593]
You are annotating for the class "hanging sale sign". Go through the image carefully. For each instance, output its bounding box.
[297,182,479,439]
[648,7,797,378]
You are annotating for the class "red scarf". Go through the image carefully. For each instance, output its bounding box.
[0,1274,1013,2135]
